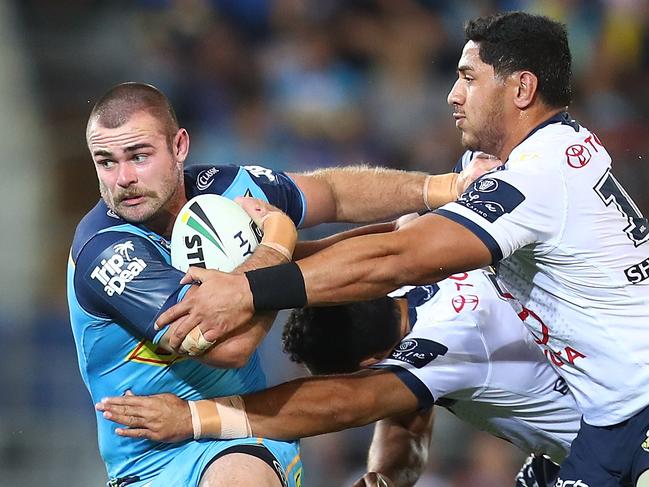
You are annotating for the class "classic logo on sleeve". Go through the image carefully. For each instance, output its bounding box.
[90,241,147,296]
[390,338,448,368]
[196,167,219,190]
[456,177,525,223]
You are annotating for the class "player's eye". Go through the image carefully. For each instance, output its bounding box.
[97,159,115,169]
[133,154,148,163]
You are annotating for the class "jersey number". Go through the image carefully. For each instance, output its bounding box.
[594,169,649,246]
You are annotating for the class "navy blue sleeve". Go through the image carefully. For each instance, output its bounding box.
[185,164,306,227]
[74,232,186,341]
[369,364,436,409]
[240,166,306,226]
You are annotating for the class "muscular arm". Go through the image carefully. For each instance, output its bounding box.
[290,156,501,227]
[290,166,430,226]
[157,213,492,347]
[293,221,397,260]
[97,369,420,442]
[299,213,492,305]
[364,410,435,487]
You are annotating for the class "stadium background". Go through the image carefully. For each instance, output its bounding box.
[0,0,647,485]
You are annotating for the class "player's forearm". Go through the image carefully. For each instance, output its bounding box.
[242,371,416,439]
[197,311,276,368]
[301,166,457,222]
[233,245,289,272]
[367,412,434,487]
[246,214,491,311]
[293,222,396,260]
[298,216,460,305]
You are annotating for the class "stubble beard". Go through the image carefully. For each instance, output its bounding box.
[461,93,505,158]
[99,164,183,230]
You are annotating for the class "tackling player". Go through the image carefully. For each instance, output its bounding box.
[68,82,490,486]
[97,269,577,487]
[157,12,649,486]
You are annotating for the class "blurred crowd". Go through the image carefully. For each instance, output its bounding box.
[1,0,647,485]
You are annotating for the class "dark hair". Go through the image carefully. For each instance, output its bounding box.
[282,297,401,375]
[86,82,180,148]
[465,11,572,108]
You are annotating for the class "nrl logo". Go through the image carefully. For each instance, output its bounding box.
[397,339,418,352]
[476,178,498,192]
[642,429,649,452]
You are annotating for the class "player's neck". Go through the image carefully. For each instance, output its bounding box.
[499,106,565,161]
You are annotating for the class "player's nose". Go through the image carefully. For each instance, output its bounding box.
[447,79,463,106]
[116,162,138,188]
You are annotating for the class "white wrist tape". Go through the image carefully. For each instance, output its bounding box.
[188,395,252,440]
[181,326,214,356]
[216,395,252,439]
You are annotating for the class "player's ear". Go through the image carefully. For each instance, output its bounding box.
[174,128,190,163]
[513,71,537,110]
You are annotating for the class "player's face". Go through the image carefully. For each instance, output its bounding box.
[88,111,188,233]
[447,41,507,157]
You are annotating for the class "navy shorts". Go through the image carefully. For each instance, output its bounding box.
[556,404,649,486]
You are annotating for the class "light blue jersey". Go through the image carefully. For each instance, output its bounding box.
[67,165,305,486]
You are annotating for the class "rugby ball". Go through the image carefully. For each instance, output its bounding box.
[170,194,263,272]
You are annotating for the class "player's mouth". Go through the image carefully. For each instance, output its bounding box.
[453,112,466,127]
[119,195,146,206]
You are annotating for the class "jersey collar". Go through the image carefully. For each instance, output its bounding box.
[521,111,580,146]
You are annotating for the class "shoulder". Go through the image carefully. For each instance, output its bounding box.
[71,200,129,261]
[512,117,609,174]
[184,164,243,197]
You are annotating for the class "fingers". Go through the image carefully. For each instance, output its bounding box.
[395,213,419,230]
[358,473,392,487]
[168,314,201,352]
[180,325,215,356]
[155,301,192,331]
[115,427,155,440]
[236,196,273,227]
[96,394,149,410]
[96,396,149,417]
[179,266,214,285]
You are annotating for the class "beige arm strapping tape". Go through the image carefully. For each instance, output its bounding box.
[188,395,252,440]
[259,211,297,261]
[181,326,214,356]
[423,173,459,210]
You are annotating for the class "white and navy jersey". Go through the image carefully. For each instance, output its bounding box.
[376,270,580,463]
[436,113,649,426]
[67,164,305,481]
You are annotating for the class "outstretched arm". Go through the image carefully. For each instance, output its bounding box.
[159,212,491,350]
[290,155,501,226]
[96,369,419,442]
